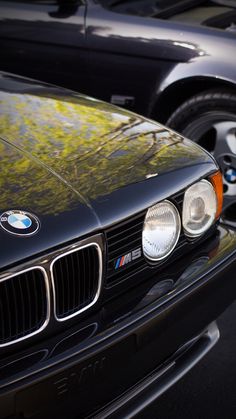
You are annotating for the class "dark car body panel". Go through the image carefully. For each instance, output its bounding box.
[0,224,236,418]
[85,1,236,116]
[0,72,235,418]
[0,73,216,270]
[0,0,88,94]
[0,0,236,121]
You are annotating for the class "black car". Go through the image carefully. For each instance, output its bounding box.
[0,0,236,217]
[0,72,236,418]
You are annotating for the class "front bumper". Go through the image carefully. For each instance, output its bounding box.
[1,225,236,418]
[92,322,219,419]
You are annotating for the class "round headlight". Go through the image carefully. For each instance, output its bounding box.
[142,201,181,261]
[183,180,217,237]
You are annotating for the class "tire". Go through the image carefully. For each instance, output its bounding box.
[166,89,236,222]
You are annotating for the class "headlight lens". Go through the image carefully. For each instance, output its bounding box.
[142,201,181,261]
[183,180,217,237]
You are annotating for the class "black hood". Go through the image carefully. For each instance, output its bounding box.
[0,73,217,269]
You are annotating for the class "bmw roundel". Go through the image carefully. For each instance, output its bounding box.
[225,168,236,184]
[0,210,40,236]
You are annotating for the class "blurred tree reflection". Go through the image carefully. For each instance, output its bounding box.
[0,91,208,214]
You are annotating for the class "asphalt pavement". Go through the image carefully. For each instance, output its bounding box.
[140,301,236,419]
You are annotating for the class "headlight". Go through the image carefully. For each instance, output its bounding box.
[183,179,217,237]
[142,201,181,261]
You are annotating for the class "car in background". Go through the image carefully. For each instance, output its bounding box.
[0,72,236,418]
[0,0,236,219]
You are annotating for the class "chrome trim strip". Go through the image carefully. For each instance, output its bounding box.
[0,266,50,348]
[50,242,103,322]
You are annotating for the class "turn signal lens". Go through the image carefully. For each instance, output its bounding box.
[209,171,223,220]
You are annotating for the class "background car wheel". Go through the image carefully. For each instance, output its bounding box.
[166,89,236,224]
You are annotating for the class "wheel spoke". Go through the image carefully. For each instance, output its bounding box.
[213,121,236,159]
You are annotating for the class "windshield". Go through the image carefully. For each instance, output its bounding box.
[98,0,206,16]
[98,0,236,17]
[101,0,185,7]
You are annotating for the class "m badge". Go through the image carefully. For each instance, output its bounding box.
[115,248,142,269]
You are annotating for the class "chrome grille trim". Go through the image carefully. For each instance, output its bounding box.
[0,266,50,348]
[50,242,103,322]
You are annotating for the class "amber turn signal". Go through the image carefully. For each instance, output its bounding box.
[210,170,223,220]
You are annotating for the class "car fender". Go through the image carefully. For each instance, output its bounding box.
[150,57,236,122]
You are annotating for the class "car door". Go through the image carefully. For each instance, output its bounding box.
[0,0,89,93]
[85,1,175,116]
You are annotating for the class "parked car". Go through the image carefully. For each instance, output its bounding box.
[0,71,236,418]
[0,0,236,218]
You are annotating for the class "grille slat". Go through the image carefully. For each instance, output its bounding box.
[86,249,90,303]
[0,268,48,346]
[106,220,144,243]
[109,237,143,260]
[10,279,18,338]
[71,253,76,311]
[59,258,66,317]
[108,230,143,253]
[106,213,146,285]
[52,244,101,320]
[18,275,26,338]
[81,249,86,306]
[31,272,37,327]
[4,281,12,339]
[26,272,33,331]
[65,256,70,316]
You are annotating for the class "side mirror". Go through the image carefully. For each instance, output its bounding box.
[49,0,85,19]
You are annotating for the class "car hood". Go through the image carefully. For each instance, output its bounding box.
[0,73,216,269]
